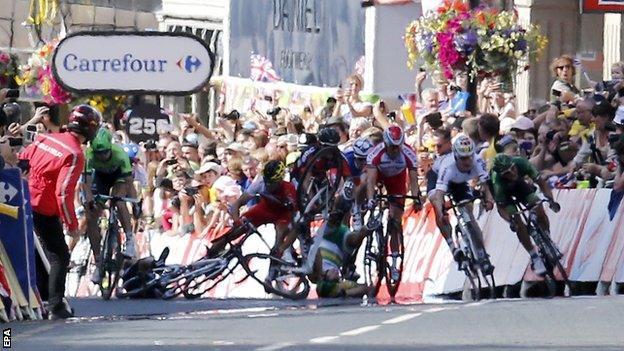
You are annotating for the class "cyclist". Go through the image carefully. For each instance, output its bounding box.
[490,153,562,276]
[82,128,138,284]
[428,134,495,272]
[366,125,423,281]
[340,137,375,230]
[210,160,298,259]
[312,209,370,298]
[292,127,351,183]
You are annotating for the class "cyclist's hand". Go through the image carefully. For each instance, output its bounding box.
[483,199,494,211]
[549,200,561,213]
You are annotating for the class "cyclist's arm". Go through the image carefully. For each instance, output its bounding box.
[366,166,378,202]
[81,173,94,204]
[408,169,421,199]
[229,192,254,222]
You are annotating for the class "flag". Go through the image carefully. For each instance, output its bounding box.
[250,54,281,82]
[608,189,624,221]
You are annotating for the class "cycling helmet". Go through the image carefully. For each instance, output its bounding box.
[67,104,101,142]
[91,128,113,153]
[353,138,374,158]
[317,127,340,146]
[492,153,514,173]
[452,135,475,159]
[298,132,318,149]
[263,160,286,183]
[382,125,405,146]
[123,142,140,159]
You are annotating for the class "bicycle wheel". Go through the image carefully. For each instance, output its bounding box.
[384,228,404,300]
[159,266,190,300]
[296,147,345,218]
[100,216,123,300]
[466,220,496,299]
[362,228,385,298]
[182,257,238,299]
[457,226,481,302]
[538,228,570,296]
[242,253,310,300]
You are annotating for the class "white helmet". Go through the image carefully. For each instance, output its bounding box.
[353,138,374,158]
[452,135,475,159]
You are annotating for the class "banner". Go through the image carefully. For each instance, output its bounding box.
[228,0,365,87]
[53,31,214,95]
[582,0,624,13]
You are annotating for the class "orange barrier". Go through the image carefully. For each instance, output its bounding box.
[72,189,624,301]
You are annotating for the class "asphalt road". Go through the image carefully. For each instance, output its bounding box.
[6,296,624,351]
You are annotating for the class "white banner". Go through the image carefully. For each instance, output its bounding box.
[52,31,213,95]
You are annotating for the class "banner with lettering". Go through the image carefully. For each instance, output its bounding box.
[228,0,365,87]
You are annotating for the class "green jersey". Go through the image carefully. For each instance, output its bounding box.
[85,143,132,176]
[491,156,539,203]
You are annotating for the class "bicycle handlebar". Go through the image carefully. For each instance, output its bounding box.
[94,194,140,204]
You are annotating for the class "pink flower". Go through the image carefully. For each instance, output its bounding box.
[0,53,10,64]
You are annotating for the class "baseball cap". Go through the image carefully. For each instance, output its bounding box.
[195,162,222,175]
[510,116,535,132]
[225,142,246,154]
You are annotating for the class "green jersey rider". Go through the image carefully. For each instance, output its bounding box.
[490,154,562,276]
[82,128,138,284]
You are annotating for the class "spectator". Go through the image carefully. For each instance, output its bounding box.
[333,74,373,123]
[19,104,100,319]
[477,113,501,168]
[550,55,582,104]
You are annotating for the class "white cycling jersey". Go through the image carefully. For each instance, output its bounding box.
[435,153,489,192]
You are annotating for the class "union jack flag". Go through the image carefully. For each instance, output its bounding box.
[250,54,281,82]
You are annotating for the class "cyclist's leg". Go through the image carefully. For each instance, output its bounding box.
[111,179,135,256]
[449,183,489,262]
[497,203,533,253]
[429,190,454,247]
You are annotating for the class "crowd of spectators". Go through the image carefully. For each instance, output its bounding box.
[1,55,624,256]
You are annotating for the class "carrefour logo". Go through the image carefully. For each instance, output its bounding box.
[177,55,202,73]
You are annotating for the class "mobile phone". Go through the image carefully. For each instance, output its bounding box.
[165,159,177,165]
[552,89,562,97]
[264,95,273,102]
[419,67,426,72]
[379,101,386,110]
[546,130,557,141]
[5,89,19,98]
[8,137,23,147]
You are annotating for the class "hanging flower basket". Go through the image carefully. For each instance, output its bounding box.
[0,51,18,88]
[404,0,548,84]
[16,40,72,105]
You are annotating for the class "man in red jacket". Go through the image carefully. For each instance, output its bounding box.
[19,104,100,319]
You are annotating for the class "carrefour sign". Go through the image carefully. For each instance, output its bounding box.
[52,31,213,95]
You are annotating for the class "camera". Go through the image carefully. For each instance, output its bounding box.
[8,137,23,147]
[546,130,557,141]
[24,124,37,145]
[224,110,240,121]
[165,159,177,165]
[185,186,199,196]
[424,112,443,129]
[608,133,622,145]
[144,139,157,150]
[267,107,281,117]
[5,89,19,99]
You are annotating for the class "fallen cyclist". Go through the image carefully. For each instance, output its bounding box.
[309,209,372,298]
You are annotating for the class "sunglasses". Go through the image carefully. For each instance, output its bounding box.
[556,65,572,70]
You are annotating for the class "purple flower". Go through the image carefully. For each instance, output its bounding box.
[454,30,478,54]
[515,39,527,52]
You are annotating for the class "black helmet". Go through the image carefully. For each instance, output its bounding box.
[263,160,286,183]
[67,104,101,142]
[317,127,340,146]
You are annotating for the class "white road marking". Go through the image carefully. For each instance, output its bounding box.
[256,342,296,351]
[309,336,340,344]
[340,325,380,336]
[381,313,423,325]
[248,313,280,318]
[423,307,449,313]
[212,340,235,345]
